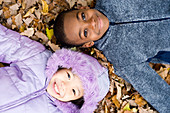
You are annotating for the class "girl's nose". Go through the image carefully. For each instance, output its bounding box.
[60,81,65,97]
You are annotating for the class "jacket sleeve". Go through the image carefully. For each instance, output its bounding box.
[0,24,45,63]
[120,62,170,113]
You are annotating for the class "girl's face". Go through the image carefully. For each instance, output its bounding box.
[46,68,84,102]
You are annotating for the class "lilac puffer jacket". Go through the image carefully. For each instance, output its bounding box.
[0,24,110,113]
[0,24,63,113]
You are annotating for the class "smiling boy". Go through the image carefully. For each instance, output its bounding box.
[53,0,170,112]
[62,8,109,47]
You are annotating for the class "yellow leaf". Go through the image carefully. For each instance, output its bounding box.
[23,7,35,18]
[111,95,120,108]
[46,28,53,40]
[123,103,131,111]
[41,0,48,14]
[70,47,77,51]
[134,94,147,107]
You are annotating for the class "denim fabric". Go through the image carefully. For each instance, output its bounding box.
[94,0,170,112]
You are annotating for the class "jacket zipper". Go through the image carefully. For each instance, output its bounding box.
[0,87,46,112]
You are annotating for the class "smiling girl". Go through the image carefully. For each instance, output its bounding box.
[0,24,110,113]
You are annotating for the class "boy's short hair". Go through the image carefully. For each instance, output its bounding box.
[54,10,82,48]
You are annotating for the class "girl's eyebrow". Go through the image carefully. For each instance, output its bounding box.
[74,74,81,96]
[78,89,80,96]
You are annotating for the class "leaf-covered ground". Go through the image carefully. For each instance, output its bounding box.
[0,0,169,113]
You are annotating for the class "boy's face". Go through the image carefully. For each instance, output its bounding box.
[47,68,84,102]
[64,9,109,47]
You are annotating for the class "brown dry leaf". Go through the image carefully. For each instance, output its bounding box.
[0,9,3,15]
[9,3,20,11]
[23,18,33,26]
[105,104,109,113]
[127,100,137,107]
[3,7,11,19]
[115,82,122,102]
[66,0,77,8]
[7,18,12,26]
[157,67,169,79]
[35,31,49,44]
[24,0,37,9]
[94,48,107,61]
[0,0,2,4]
[0,63,4,67]
[134,94,147,107]
[3,0,12,3]
[35,9,41,19]
[150,63,170,83]
[20,28,34,37]
[47,41,60,51]
[165,74,170,85]
[77,0,88,6]
[15,13,23,27]
[124,111,133,113]
[19,24,26,32]
[23,7,35,18]
[111,95,120,108]
[138,107,148,113]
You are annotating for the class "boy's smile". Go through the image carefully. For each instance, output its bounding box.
[64,8,109,47]
[47,68,84,102]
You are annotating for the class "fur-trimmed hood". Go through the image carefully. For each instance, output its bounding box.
[45,49,110,113]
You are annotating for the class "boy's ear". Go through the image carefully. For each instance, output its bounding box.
[77,6,90,10]
[82,41,94,48]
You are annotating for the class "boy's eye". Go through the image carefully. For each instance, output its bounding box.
[84,29,88,37]
[81,12,86,21]
[72,89,76,95]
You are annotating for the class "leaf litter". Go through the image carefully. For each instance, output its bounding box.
[0,0,169,112]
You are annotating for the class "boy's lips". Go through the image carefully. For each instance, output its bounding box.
[97,16,103,34]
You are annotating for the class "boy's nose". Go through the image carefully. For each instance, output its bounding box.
[89,18,96,30]
[85,17,96,30]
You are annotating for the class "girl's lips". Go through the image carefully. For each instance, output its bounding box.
[53,82,60,95]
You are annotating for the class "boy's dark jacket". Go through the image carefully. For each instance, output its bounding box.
[94,0,170,112]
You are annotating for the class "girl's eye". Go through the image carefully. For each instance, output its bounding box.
[81,12,86,21]
[72,89,76,95]
[67,73,71,79]
[84,29,88,37]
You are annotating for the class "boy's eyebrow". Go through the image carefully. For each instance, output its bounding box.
[76,11,80,20]
[76,11,83,40]
[79,29,82,39]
